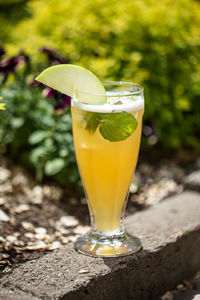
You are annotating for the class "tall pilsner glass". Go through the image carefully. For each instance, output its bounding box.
[71,82,144,257]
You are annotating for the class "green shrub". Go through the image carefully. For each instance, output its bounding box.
[0,54,80,188]
[3,0,200,149]
[0,0,30,44]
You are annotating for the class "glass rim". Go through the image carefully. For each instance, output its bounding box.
[78,81,144,97]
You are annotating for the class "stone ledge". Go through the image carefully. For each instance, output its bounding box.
[184,170,200,192]
[1,191,200,300]
[0,287,40,300]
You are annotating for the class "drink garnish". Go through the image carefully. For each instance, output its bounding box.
[36,64,138,142]
[36,64,106,104]
[85,111,138,142]
[99,112,138,142]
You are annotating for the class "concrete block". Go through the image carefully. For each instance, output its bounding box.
[1,191,200,300]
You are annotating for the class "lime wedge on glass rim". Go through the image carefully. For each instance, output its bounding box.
[36,64,106,104]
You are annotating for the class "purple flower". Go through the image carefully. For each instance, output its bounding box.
[0,51,30,75]
[0,57,18,74]
[0,47,5,59]
[55,95,71,110]
[41,85,71,110]
[40,47,70,64]
[42,87,54,98]
[28,79,40,87]
[0,51,31,86]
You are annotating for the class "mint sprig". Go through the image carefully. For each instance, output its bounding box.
[99,112,138,141]
[84,111,138,142]
[85,112,102,134]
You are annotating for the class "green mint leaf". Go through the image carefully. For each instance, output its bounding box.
[99,112,138,142]
[85,112,102,134]
[84,111,138,142]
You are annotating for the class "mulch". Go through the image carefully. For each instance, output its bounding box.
[0,151,198,276]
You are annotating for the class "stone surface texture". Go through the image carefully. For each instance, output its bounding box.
[0,288,40,300]
[1,191,200,300]
[184,171,200,191]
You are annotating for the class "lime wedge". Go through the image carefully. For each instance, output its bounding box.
[36,64,106,104]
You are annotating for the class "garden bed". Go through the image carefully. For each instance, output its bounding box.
[0,151,199,275]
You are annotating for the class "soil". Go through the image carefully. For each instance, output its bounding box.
[0,151,199,276]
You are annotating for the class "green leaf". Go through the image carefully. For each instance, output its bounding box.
[84,111,138,141]
[44,158,66,176]
[30,147,47,165]
[55,132,73,144]
[99,112,138,142]
[59,148,69,157]
[43,137,54,150]
[28,131,49,145]
[85,112,102,134]
[10,117,24,129]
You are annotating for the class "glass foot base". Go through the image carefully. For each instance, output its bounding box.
[74,231,142,257]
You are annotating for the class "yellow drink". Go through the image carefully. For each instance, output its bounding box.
[35,64,144,256]
[72,106,143,233]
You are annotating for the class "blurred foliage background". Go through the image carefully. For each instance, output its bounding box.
[0,0,200,187]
